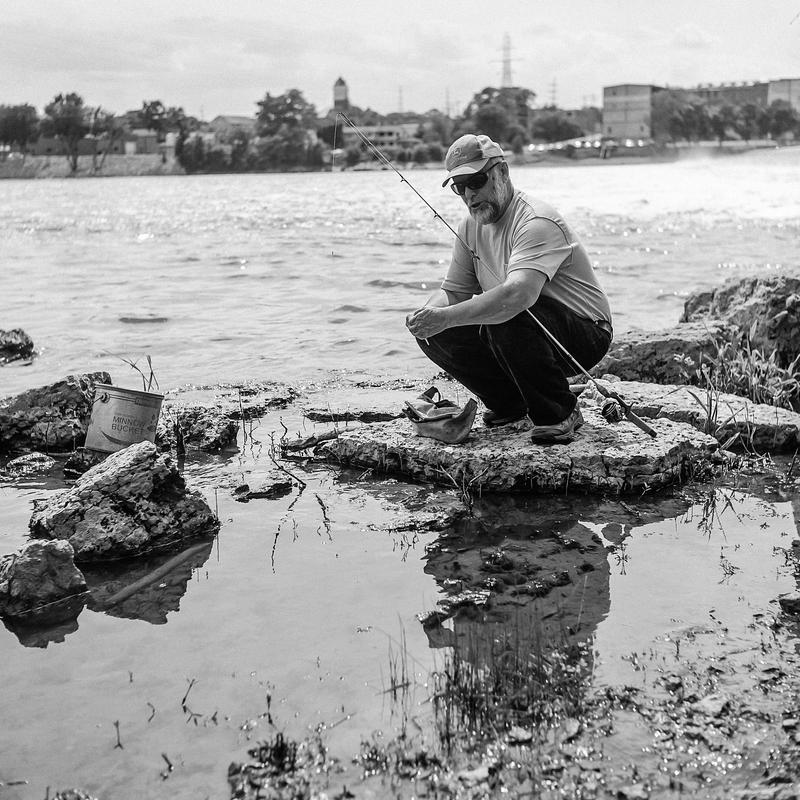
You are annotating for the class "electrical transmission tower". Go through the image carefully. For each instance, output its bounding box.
[496,33,520,87]
[549,78,557,107]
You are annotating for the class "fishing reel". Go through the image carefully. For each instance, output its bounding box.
[601,398,624,423]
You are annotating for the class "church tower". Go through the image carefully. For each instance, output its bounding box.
[333,77,349,111]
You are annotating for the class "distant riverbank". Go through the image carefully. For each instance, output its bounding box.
[0,153,185,179]
[0,139,790,179]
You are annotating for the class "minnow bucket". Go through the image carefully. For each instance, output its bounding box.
[84,383,163,453]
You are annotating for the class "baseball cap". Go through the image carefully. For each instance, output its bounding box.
[441,134,504,186]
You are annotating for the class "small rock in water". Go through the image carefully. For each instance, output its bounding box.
[506,725,533,744]
[0,327,35,364]
[4,452,58,476]
[691,692,729,717]
[779,592,800,614]
[52,790,98,800]
[232,473,294,502]
[0,540,87,625]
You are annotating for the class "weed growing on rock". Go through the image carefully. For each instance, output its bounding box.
[114,353,160,393]
[684,334,800,411]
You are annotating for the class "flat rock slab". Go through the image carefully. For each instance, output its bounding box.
[301,380,467,424]
[319,404,720,494]
[164,380,299,420]
[586,380,800,452]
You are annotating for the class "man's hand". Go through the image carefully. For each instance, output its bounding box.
[405,306,449,339]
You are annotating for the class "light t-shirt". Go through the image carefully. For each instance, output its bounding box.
[441,190,612,325]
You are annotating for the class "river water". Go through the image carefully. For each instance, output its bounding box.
[1,149,800,799]
[2,146,799,398]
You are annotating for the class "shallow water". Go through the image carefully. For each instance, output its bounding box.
[2,413,800,798]
[2,149,800,798]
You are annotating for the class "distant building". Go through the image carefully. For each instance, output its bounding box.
[333,77,349,111]
[208,115,257,138]
[602,84,661,139]
[128,128,159,154]
[769,78,800,108]
[689,81,769,108]
[339,122,420,149]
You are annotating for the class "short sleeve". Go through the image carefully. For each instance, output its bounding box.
[507,216,574,280]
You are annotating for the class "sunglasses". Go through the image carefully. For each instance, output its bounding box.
[450,161,501,195]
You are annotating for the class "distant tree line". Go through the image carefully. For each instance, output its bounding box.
[0,94,197,174]
[1,83,798,175]
[650,90,799,145]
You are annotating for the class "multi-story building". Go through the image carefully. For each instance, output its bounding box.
[602,84,662,139]
[603,78,800,140]
[769,78,800,108]
[689,81,769,108]
[338,123,420,149]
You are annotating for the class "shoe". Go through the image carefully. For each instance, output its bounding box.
[482,408,527,427]
[530,407,584,444]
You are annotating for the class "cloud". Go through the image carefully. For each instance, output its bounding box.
[671,23,717,50]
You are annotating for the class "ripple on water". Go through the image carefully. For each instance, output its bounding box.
[118,315,169,324]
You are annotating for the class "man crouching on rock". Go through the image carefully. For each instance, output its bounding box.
[405,133,613,444]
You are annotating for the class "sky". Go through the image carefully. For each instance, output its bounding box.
[2,0,799,120]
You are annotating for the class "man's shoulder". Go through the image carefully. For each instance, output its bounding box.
[509,192,574,245]
[512,191,559,221]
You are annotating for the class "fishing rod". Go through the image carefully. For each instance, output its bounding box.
[336,112,656,439]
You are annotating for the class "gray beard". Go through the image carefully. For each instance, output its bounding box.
[470,201,502,225]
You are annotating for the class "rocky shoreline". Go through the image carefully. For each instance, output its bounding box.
[4,271,800,798]
[4,269,800,644]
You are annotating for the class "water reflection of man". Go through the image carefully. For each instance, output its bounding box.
[419,496,691,729]
[421,504,625,666]
[406,134,613,443]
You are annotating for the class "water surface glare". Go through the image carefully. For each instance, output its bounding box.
[2,147,799,397]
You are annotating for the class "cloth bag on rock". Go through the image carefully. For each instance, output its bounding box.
[402,386,477,444]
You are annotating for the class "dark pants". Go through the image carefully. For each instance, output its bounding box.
[417,295,612,425]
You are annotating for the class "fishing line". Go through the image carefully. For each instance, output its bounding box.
[335,113,656,437]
